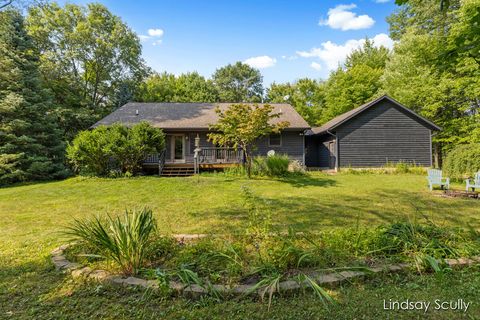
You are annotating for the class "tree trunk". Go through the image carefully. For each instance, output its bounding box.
[433,142,443,168]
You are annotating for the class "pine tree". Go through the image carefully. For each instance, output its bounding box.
[0,10,67,184]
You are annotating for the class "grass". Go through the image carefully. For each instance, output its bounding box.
[1,172,480,319]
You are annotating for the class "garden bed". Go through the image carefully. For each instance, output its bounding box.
[52,243,480,299]
[58,218,480,304]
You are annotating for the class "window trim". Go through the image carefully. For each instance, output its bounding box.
[268,133,282,147]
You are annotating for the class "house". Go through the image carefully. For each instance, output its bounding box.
[93,95,440,175]
[304,95,441,170]
[93,102,310,175]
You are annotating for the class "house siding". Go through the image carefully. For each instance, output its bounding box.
[163,130,305,164]
[305,135,335,168]
[253,131,305,163]
[335,100,432,168]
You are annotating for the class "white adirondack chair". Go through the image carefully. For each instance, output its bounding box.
[466,171,480,192]
[427,169,450,191]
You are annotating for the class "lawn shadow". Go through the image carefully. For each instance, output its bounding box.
[275,173,337,188]
[189,187,480,233]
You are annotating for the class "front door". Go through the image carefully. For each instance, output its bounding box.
[170,134,185,163]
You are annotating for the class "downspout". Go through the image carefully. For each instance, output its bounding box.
[326,129,338,172]
[302,130,306,167]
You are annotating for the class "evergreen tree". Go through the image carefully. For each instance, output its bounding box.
[0,10,67,184]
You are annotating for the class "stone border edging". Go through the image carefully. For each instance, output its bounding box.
[51,244,480,298]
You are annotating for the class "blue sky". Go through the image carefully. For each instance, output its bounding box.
[60,0,397,85]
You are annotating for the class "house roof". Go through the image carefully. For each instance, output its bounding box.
[309,95,441,135]
[93,102,310,130]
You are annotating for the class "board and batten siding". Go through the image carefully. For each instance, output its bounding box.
[305,135,335,168]
[336,100,432,167]
[253,131,305,163]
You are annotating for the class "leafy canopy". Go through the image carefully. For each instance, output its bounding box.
[0,9,67,185]
[67,122,165,176]
[212,62,264,103]
[26,2,148,139]
[136,72,219,103]
[208,104,289,177]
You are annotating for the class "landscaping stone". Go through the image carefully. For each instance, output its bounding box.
[71,267,92,278]
[50,245,480,300]
[61,262,81,271]
[88,269,110,281]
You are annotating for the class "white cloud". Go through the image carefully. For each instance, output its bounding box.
[139,28,164,46]
[319,3,375,31]
[243,55,277,69]
[310,62,322,71]
[148,28,164,37]
[296,33,393,71]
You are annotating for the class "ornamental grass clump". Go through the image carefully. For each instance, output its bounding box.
[65,207,157,275]
[253,154,290,177]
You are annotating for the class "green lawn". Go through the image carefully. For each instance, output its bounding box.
[1,173,480,319]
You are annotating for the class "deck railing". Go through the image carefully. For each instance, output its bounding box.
[144,153,159,164]
[198,147,242,164]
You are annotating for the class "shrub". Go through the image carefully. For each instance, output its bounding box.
[66,122,165,176]
[443,144,480,180]
[253,154,290,177]
[65,208,157,275]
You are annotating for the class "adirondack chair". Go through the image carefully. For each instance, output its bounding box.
[427,169,450,191]
[466,172,480,192]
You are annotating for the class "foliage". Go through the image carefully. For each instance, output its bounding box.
[375,221,464,272]
[343,162,427,175]
[136,72,219,103]
[383,0,479,156]
[266,78,325,126]
[66,122,165,176]
[212,62,263,103]
[26,2,148,140]
[65,207,157,275]
[320,40,389,123]
[253,155,290,177]
[0,10,68,185]
[208,104,289,177]
[241,186,273,239]
[443,144,480,180]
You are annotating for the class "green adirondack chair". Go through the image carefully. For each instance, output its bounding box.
[466,171,480,192]
[427,169,450,191]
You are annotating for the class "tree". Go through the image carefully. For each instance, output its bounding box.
[26,2,148,139]
[212,62,263,102]
[67,122,165,176]
[207,104,289,177]
[0,10,67,184]
[321,40,389,123]
[266,79,325,126]
[136,72,219,102]
[383,0,479,163]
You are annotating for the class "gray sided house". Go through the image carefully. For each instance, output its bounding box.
[93,95,440,175]
[93,103,309,175]
[305,95,441,170]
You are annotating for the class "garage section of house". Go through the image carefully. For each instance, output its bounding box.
[305,95,441,170]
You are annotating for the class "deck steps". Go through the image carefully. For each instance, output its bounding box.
[160,164,195,177]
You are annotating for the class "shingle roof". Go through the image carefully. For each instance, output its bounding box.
[310,95,441,135]
[93,102,310,130]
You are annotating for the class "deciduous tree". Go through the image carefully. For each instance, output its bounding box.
[208,104,289,177]
[212,62,263,103]
[26,2,148,139]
